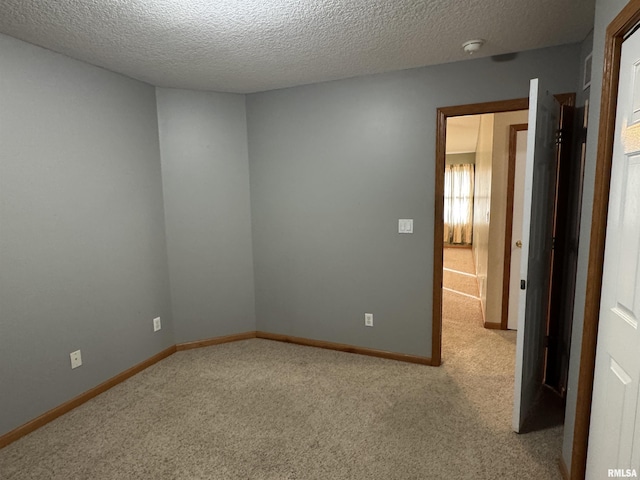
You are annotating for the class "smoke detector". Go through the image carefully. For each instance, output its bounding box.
[462,39,485,55]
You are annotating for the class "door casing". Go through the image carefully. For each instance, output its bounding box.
[433,95,573,365]
[433,98,529,366]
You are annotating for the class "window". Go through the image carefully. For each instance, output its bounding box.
[443,163,474,245]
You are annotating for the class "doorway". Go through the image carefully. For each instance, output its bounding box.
[434,97,579,366]
[433,91,582,439]
[505,124,529,331]
[442,112,528,337]
[432,98,529,367]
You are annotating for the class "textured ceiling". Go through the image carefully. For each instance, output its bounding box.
[0,0,595,93]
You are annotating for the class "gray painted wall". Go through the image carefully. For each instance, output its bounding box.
[0,34,174,436]
[156,88,256,343]
[561,0,622,469]
[247,44,581,357]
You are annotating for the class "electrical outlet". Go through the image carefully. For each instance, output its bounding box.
[365,313,374,327]
[153,317,161,332]
[70,350,82,369]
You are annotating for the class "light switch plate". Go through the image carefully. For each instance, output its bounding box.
[399,219,414,233]
[153,317,161,332]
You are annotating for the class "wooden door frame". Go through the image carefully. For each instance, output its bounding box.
[500,123,529,329]
[571,1,640,478]
[432,98,529,366]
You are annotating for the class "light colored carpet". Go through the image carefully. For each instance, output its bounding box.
[443,270,479,298]
[443,247,480,302]
[0,334,562,480]
[443,247,476,275]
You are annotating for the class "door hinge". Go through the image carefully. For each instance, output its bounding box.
[555,129,563,146]
[544,335,550,347]
[520,280,526,290]
[551,237,556,250]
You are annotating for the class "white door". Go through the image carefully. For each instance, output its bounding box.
[586,28,640,479]
[512,79,558,432]
[508,129,528,330]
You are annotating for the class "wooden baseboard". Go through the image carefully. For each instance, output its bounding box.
[484,322,502,330]
[0,344,176,450]
[176,331,257,351]
[256,331,432,365]
[558,456,570,480]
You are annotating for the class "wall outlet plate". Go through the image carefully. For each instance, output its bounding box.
[153,317,161,332]
[70,350,82,369]
[365,313,374,327]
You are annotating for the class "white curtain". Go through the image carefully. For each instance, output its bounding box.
[443,163,474,245]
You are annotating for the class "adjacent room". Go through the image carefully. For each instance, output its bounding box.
[442,110,529,335]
